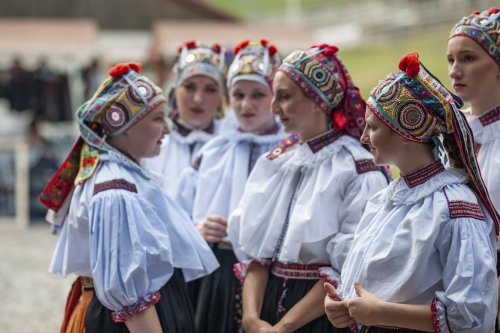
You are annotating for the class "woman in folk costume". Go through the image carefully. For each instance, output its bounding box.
[142,41,227,198]
[176,39,285,333]
[38,62,218,333]
[227,44,388,333]
[325,52,499,333]
[447,8,500,330]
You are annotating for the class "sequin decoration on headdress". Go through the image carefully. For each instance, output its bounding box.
[278,44,366,138]
[39,62,166,212]
[449,7,500,64]
[227,39,281,89]
[168,41,227,119]
[368,51,500,235]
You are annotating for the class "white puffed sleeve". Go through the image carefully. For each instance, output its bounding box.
[431,211,497,332]
[89,189,174,321]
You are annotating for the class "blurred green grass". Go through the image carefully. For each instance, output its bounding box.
[340,25,452,98]
[206,0,345,17]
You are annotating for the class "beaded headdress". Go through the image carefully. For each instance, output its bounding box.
[278,44,366,138]
[168,41,227,119]
[449,7,500,64]
[39,62,165,212]
[368,52,499,234]
[227,39,281,89]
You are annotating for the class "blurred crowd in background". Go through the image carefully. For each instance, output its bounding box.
[0,0,496,224]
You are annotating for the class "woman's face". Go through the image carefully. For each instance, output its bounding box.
[271,71,328,140]
[447,36,500,108]
[230,80,275,133]
[176,75,221,128]
[115,103,170,162]
[360,107,405,166]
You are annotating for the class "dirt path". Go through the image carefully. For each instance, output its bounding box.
[0,224,73,333]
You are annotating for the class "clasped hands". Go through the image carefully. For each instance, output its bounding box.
[324,281,384,328]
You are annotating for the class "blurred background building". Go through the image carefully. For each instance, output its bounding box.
[0,0,496,226]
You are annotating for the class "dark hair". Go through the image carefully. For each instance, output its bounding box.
[441,132,471,184]
[442,133,463,169]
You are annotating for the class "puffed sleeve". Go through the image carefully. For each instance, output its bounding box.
[432,213,497,332]
[175,164,199,217]
[324,170,387,286]
[88,189,174,322]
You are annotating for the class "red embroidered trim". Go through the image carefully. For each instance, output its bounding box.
[307,130,344,153]
[233,259,272,284]
[355,159,379,174]
[402,160,444,188]
[350,324,360,333]
[479,105,500,126]
[173,118,215,137]
[318,268,339,288]
[448,200,485,220]
[38,138,85,211]
[267,134,299,160]
[431,297,442,333]
[111,292,161,323]
[271,262,326,280]
[93,179,138,195]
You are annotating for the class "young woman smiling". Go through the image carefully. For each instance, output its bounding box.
[142,41,227,198]
[176,39,285,333]
[228,44,388,333]
[39,62,218,333]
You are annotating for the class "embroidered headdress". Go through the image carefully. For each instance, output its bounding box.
[227,39,281,89]
[449,7,500,64]
[167,41,227,119]
[368,51,499,234]
[39,62,165,212]
[278,44,366,138]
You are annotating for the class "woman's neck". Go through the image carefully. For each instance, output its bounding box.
[470,99,500,117]
[395,143,436,176]
[177,117,212,130]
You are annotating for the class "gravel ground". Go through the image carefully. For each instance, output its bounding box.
[0,224,73,333]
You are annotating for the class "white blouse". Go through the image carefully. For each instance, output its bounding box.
[465,106,500,222]
[50,150,219,314]
[176,127,285,236]
[142,120,220,197]
[339,162,497,332]
[228,130,388,283]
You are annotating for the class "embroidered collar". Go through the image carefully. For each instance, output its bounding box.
[479,104,500,127]
[402,160,445,188]
[383,168,468,205]
[173,117,215,137]
[305,130,344,154]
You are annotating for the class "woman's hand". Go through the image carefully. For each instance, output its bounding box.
[343,282,384,327]
[242,315,277,333]
[324,282,356,328]
[197,215,227,243]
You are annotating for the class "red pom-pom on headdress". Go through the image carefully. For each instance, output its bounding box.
[472,10,481,15]
[233,39,250,56]
[323,45,339,57]
[487,7,500,15]
[313,44,338,57]
[398,52,420,77]
[185,40,197,49]
[212,43,221,54]
[268,45,278,56]
[260,39,269,47]
[108,62,142,78]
